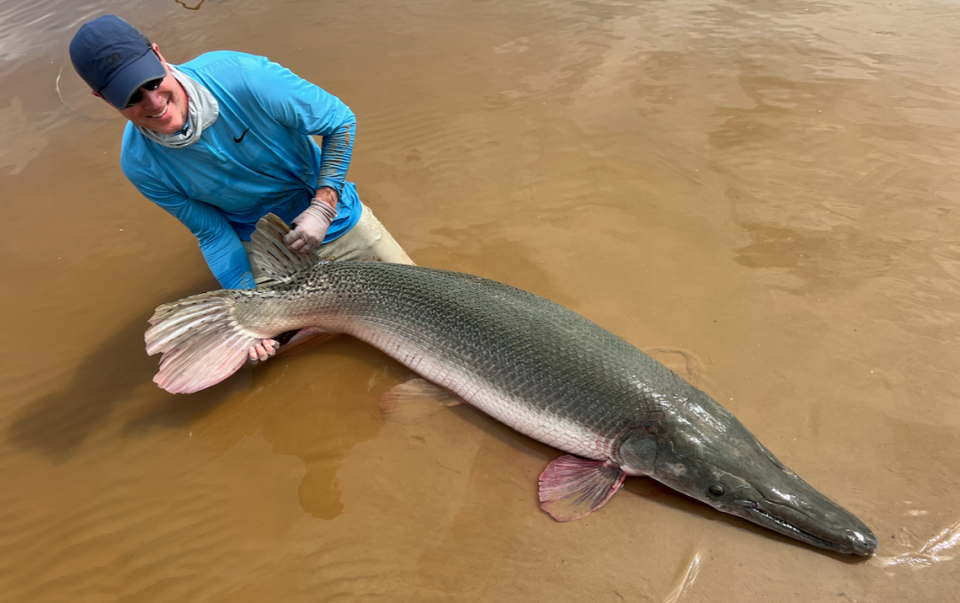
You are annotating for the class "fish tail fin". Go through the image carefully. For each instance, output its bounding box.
[145,291,259,394]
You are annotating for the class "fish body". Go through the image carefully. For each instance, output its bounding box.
[236,261,679,462]
[146,215,877,556]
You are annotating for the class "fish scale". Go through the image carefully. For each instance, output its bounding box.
[230,261,683,457]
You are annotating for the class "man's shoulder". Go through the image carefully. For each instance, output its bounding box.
[179,51,268,76]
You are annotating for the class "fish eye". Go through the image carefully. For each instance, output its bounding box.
[708,485,725,497]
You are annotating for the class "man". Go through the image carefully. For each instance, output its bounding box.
[69,15,413,362]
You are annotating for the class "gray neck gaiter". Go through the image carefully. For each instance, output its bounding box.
[136,66,219,148]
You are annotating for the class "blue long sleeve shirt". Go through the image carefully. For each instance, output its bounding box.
[120,51,362,289]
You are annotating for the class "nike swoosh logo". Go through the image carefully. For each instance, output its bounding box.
[233,128,250,143]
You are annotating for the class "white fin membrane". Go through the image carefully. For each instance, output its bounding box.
[249,213,319,284]
[145,214,316,394]
[145,291,259,394]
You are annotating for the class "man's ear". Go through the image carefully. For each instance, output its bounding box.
[91,91,114,106]
[153,43,168,65]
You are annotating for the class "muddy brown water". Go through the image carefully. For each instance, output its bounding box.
[2,0,959,601]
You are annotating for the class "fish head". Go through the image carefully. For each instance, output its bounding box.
[617,393,877,556]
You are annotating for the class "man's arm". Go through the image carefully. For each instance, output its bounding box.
[243,57,358,251]
[315,120,355,202]
[151,193,257,290]
[125,174,277,361]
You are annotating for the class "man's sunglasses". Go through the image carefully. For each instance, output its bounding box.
[123,77,165,109]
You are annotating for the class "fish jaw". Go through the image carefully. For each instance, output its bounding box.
[617,393,878,556]
[730,496,878,556]
[646,446,878,556]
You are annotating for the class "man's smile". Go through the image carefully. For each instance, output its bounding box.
[118,70,188,134]
[146,102,169,119]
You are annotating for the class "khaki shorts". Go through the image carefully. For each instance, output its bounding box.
[243,203,414,281]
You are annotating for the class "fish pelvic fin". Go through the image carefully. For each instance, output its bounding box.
[539,455,626,522]
[249,213,322,284]
[379,377,465,423]
[276,329,341,356]
[145,291,259,394]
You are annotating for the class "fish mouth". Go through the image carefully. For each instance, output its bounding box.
[738,500,878,556]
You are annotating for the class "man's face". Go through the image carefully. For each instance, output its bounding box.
[110,45,189,135]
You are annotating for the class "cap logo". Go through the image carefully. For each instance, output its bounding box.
[105,52,122,66]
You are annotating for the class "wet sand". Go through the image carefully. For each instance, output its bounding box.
[2,0,959,601]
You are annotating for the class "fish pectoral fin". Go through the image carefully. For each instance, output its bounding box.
[379,378,465,424]
[538,455,626,522]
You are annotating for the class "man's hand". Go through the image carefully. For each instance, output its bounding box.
[248,339,280,363]
[283,188,339,253]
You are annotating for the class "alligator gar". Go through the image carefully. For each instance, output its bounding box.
[145,214,877,556]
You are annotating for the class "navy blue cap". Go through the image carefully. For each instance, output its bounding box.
[69,15,167,108]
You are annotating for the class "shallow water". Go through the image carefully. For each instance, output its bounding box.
[2,0,959,600]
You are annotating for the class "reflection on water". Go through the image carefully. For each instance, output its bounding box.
[663,550,702,603]
[876,520,960,571]
[2,0,960,601]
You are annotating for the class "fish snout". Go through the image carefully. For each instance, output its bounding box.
[844,527,879,556]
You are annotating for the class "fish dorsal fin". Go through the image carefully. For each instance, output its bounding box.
[249,213,321,284]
